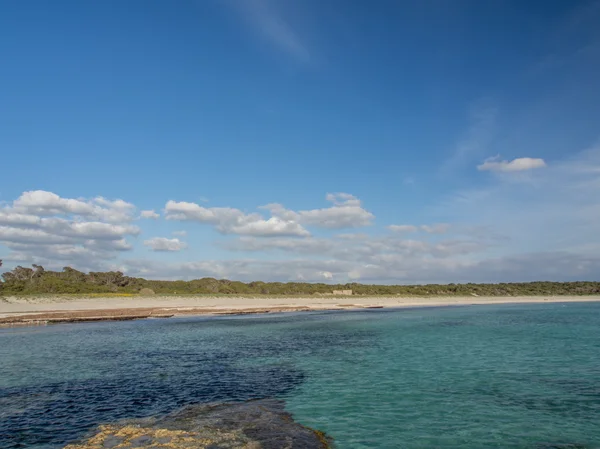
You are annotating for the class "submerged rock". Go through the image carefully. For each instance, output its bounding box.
[63,399,332,449]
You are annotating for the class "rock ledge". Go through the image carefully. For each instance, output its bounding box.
[63,399,332,449]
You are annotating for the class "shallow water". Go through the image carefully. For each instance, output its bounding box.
[1,302,600,448]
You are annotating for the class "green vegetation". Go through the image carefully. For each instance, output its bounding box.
[0,262,599,296]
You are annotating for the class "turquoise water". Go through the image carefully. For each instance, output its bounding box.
[1,302,600,448]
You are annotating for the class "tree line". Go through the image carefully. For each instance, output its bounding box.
[0,262,599,296]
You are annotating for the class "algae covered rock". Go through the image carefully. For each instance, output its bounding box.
[63,399,332,449]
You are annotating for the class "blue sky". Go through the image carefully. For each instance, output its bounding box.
[1,0,599,283]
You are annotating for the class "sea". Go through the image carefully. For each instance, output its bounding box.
[1,302,600,448]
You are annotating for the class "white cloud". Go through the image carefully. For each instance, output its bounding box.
[0,221,139,244]
[229,216,309,237]
[264,193,374,229]
[0,190,138,265]
[2,148,598,286]
[144,237,187,252]
[325,192,361,207]
[42,219,140,240]
[0,226,71,244]
[164,200,309,237]
[165,193,372,236]
[85,239,133,252]
[2,238,134,271]
[477,156,547,172]
[13,190,136,223]
[173,230,187,237]
[0,212,41,227]
[140,209,160,219]
[164,201,241,223]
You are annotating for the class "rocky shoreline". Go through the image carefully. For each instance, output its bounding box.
[0,306,320,326]
[3,295,600,328]
[62,399,332,449]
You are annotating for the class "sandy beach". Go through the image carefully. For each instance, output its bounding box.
[1,294,600,326]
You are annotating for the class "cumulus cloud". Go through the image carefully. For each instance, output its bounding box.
[0,226,71,245]
[262,193,374,229]
[45,219,140,240]
[0,216,139,242]
[2,147,598,286]
[13,190,136,222]
[229,216,310,236]
[164,200,309,237]
[144,237,187,252]
[0,212,41,227]
[165,193,372,236]
[477,156,547,172]
[325,192,361,206]
[0,190,138,265]
[173,230,187,237]
[140,210,160,219]
[85,239,133,251]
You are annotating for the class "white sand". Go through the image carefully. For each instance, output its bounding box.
[2,295,600,319]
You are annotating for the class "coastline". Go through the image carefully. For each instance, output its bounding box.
[2,294,600,327]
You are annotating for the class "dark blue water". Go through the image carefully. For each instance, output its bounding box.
[1,303,600,448]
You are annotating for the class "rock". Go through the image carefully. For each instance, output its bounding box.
[63,399,332,449]
[138,288,155,295]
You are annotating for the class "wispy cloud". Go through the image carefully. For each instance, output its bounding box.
[477,156,547,173]
[233,0,309,62]
[441,100,497,174]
